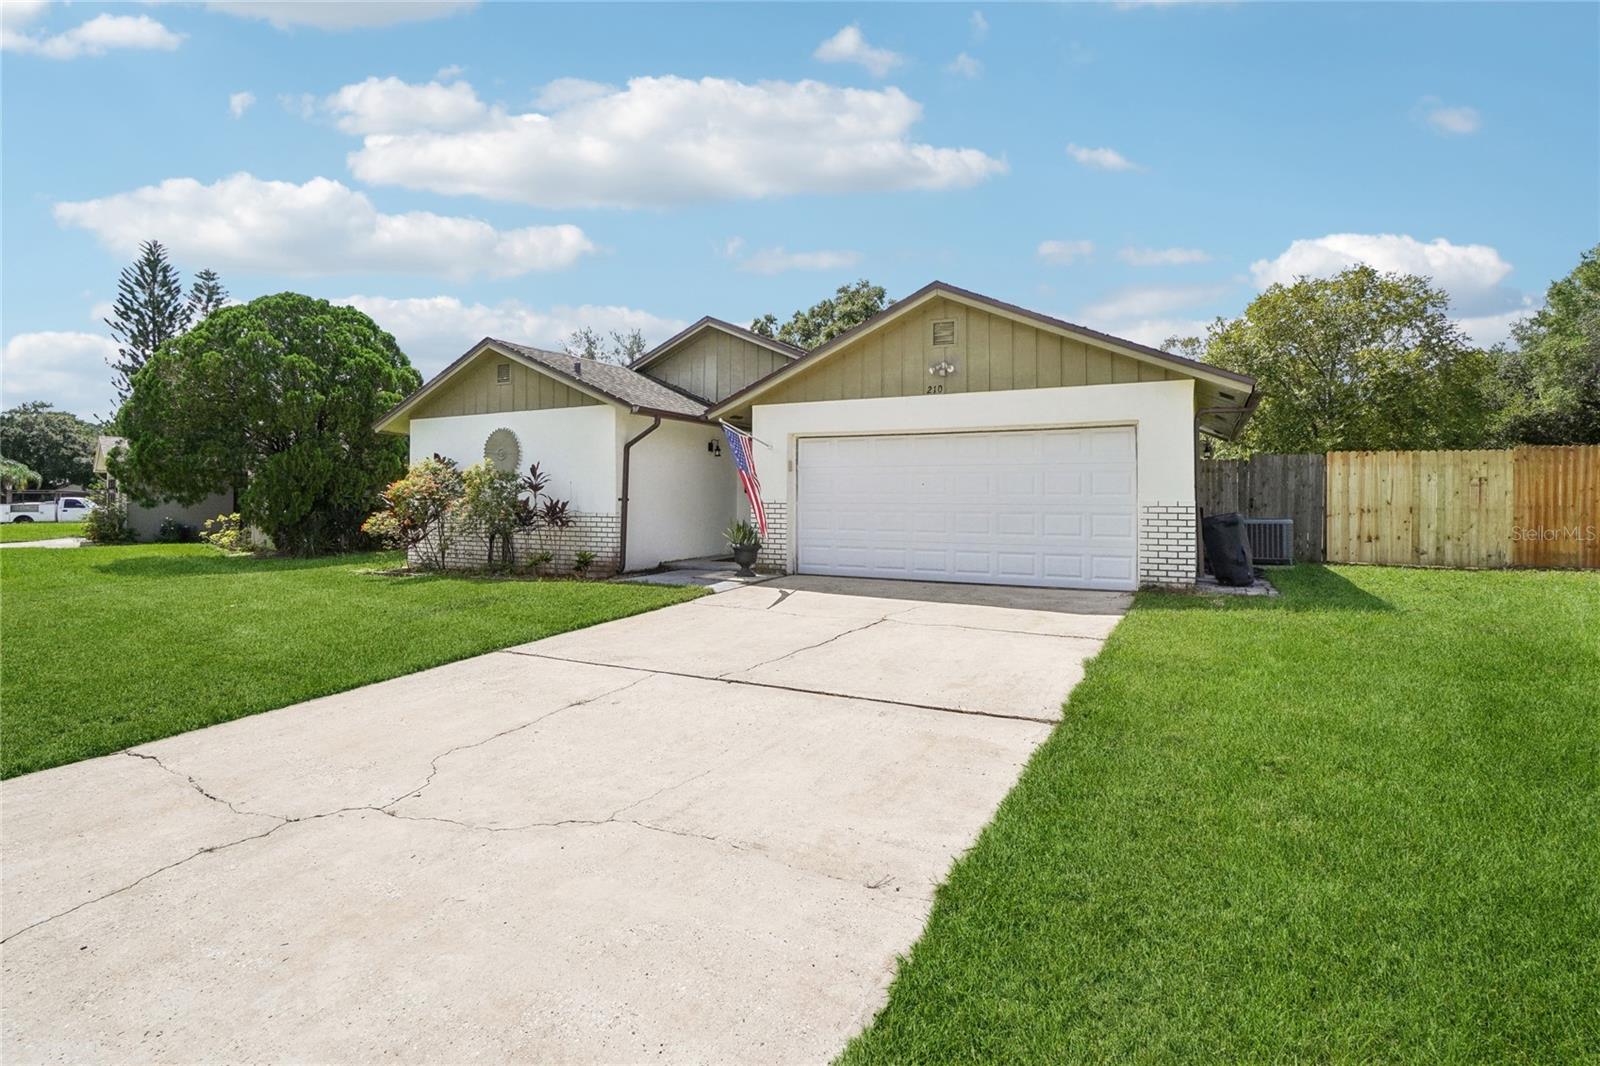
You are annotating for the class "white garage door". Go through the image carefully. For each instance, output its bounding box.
[796,427,1138,591]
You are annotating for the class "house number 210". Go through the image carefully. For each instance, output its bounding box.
[926,384,945,394]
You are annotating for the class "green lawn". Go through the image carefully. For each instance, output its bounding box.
[0,544,701,778]
[844,566,1599,1063]
[1,520,84,543]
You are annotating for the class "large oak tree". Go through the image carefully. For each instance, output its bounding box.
[1194,266,1497,455]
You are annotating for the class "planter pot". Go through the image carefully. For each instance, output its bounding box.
[731,542,760,577]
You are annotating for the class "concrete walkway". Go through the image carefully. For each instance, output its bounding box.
[1,575,1128,1064]
[0,537,82,549]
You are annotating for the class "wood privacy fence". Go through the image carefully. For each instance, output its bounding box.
[1200,445,1598,570]
[1197,453,1325,564]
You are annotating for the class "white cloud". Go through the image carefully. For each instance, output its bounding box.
[54,173,595,279]
[1455,307,1531,347]
[970,11,989,40]
[228,91,256,119]
[1250,233,1515,314]
[1036,239,1094,265]
[1066,143,1142,172]
[1416,97,1481,135]
[336,295,687,379]
[3,13,182,59]
[0,2,49,29]
[531,77,616,111]
[435,63,464,80]
[0,332,118,416]
[323,75,487,134]
[945,52,982,78]
[813,24,904,78]
[1080,283,1233,322]
[1100,318,1213,348]
[1119,246,1212,266]
[736,248,861,275]
[339,75,1006,208]
[203,2,476,31]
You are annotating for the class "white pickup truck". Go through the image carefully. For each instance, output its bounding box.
[0,496,96,524]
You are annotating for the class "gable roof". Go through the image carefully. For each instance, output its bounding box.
[630,316,804,374]
[706,281,1258,431]
[376,338,708,434]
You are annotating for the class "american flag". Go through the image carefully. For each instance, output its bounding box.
[721,422,768,537]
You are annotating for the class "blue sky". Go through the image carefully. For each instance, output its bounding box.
[3,1,1596,419]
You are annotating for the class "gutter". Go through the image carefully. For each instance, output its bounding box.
[617,415,661,573]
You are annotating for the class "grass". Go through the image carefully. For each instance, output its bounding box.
[843,566,1599,1063]
[0,544,702,778]
[0,520,84,543]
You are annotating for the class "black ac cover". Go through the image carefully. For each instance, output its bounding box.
[1202,512,1254,587]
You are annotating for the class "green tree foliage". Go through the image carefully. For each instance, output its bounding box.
[362,455,464,570]
[750,279,891,350]
[564,326,647,365]
[0,402,98,486]
[1494,245,1600,444]
[187,268,229,321]
[0,457,42,494]
[1194,266,1497,454]
[118,293,421,555]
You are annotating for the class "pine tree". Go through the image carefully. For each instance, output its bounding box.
[105,240,193,402]
[187,268,229,321]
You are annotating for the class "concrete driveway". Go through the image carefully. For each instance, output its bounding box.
[1,575,1127,1064]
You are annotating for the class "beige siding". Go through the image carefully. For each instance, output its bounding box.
[754,296,1182,406]
[645,330,792,403]
[408,351,600,420]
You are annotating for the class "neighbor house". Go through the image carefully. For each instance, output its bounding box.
[93,435,234,541]
[376,282,1257,590]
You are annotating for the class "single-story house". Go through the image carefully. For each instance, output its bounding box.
[93,435,234,541]
[376,282,1257,590]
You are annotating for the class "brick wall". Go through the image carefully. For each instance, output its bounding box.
[1139,502,1197,587]
[755,501,788,572]
[410,512,621,575]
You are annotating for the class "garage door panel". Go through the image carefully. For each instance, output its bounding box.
[798,428,1138,591]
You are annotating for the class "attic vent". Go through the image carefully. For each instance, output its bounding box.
[496,363,511,384]
[932,320,956,346]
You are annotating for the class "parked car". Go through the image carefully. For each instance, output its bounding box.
[0,496,96,524]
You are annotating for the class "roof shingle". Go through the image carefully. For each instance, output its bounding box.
[492,339,708,419]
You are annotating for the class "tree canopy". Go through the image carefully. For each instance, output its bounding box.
[564,327,647,365]
[1493,244,1600,445]
[750,279,891,350]
[1191,266,1497,455]
[0,402,98,487]
[117,293,420,554]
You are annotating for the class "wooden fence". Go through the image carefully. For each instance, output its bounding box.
[1198,453,1325,564]
[1200,445,1598,570]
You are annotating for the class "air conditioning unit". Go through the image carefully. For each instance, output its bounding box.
[1243,518,1293,565]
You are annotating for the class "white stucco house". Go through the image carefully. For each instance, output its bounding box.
[376,282,1257,590]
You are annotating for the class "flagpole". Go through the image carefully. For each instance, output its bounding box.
[717,418,773,450]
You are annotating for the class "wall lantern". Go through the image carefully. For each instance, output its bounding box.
[708,439,723,457]
[928,360,957,377]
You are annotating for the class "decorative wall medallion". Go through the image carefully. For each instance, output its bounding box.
[484,428,521,473]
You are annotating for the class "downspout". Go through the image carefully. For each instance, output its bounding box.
[617,413,661,574]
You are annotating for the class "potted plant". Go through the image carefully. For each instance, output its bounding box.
[725,520,761,576]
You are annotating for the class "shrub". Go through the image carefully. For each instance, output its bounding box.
[361,455,464,570]
[82,501,136,544]
[200,513,252,552]
[573,549,597,577]
[529,549,555,575]
[155,517,197,543]
[459,461,524,568]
